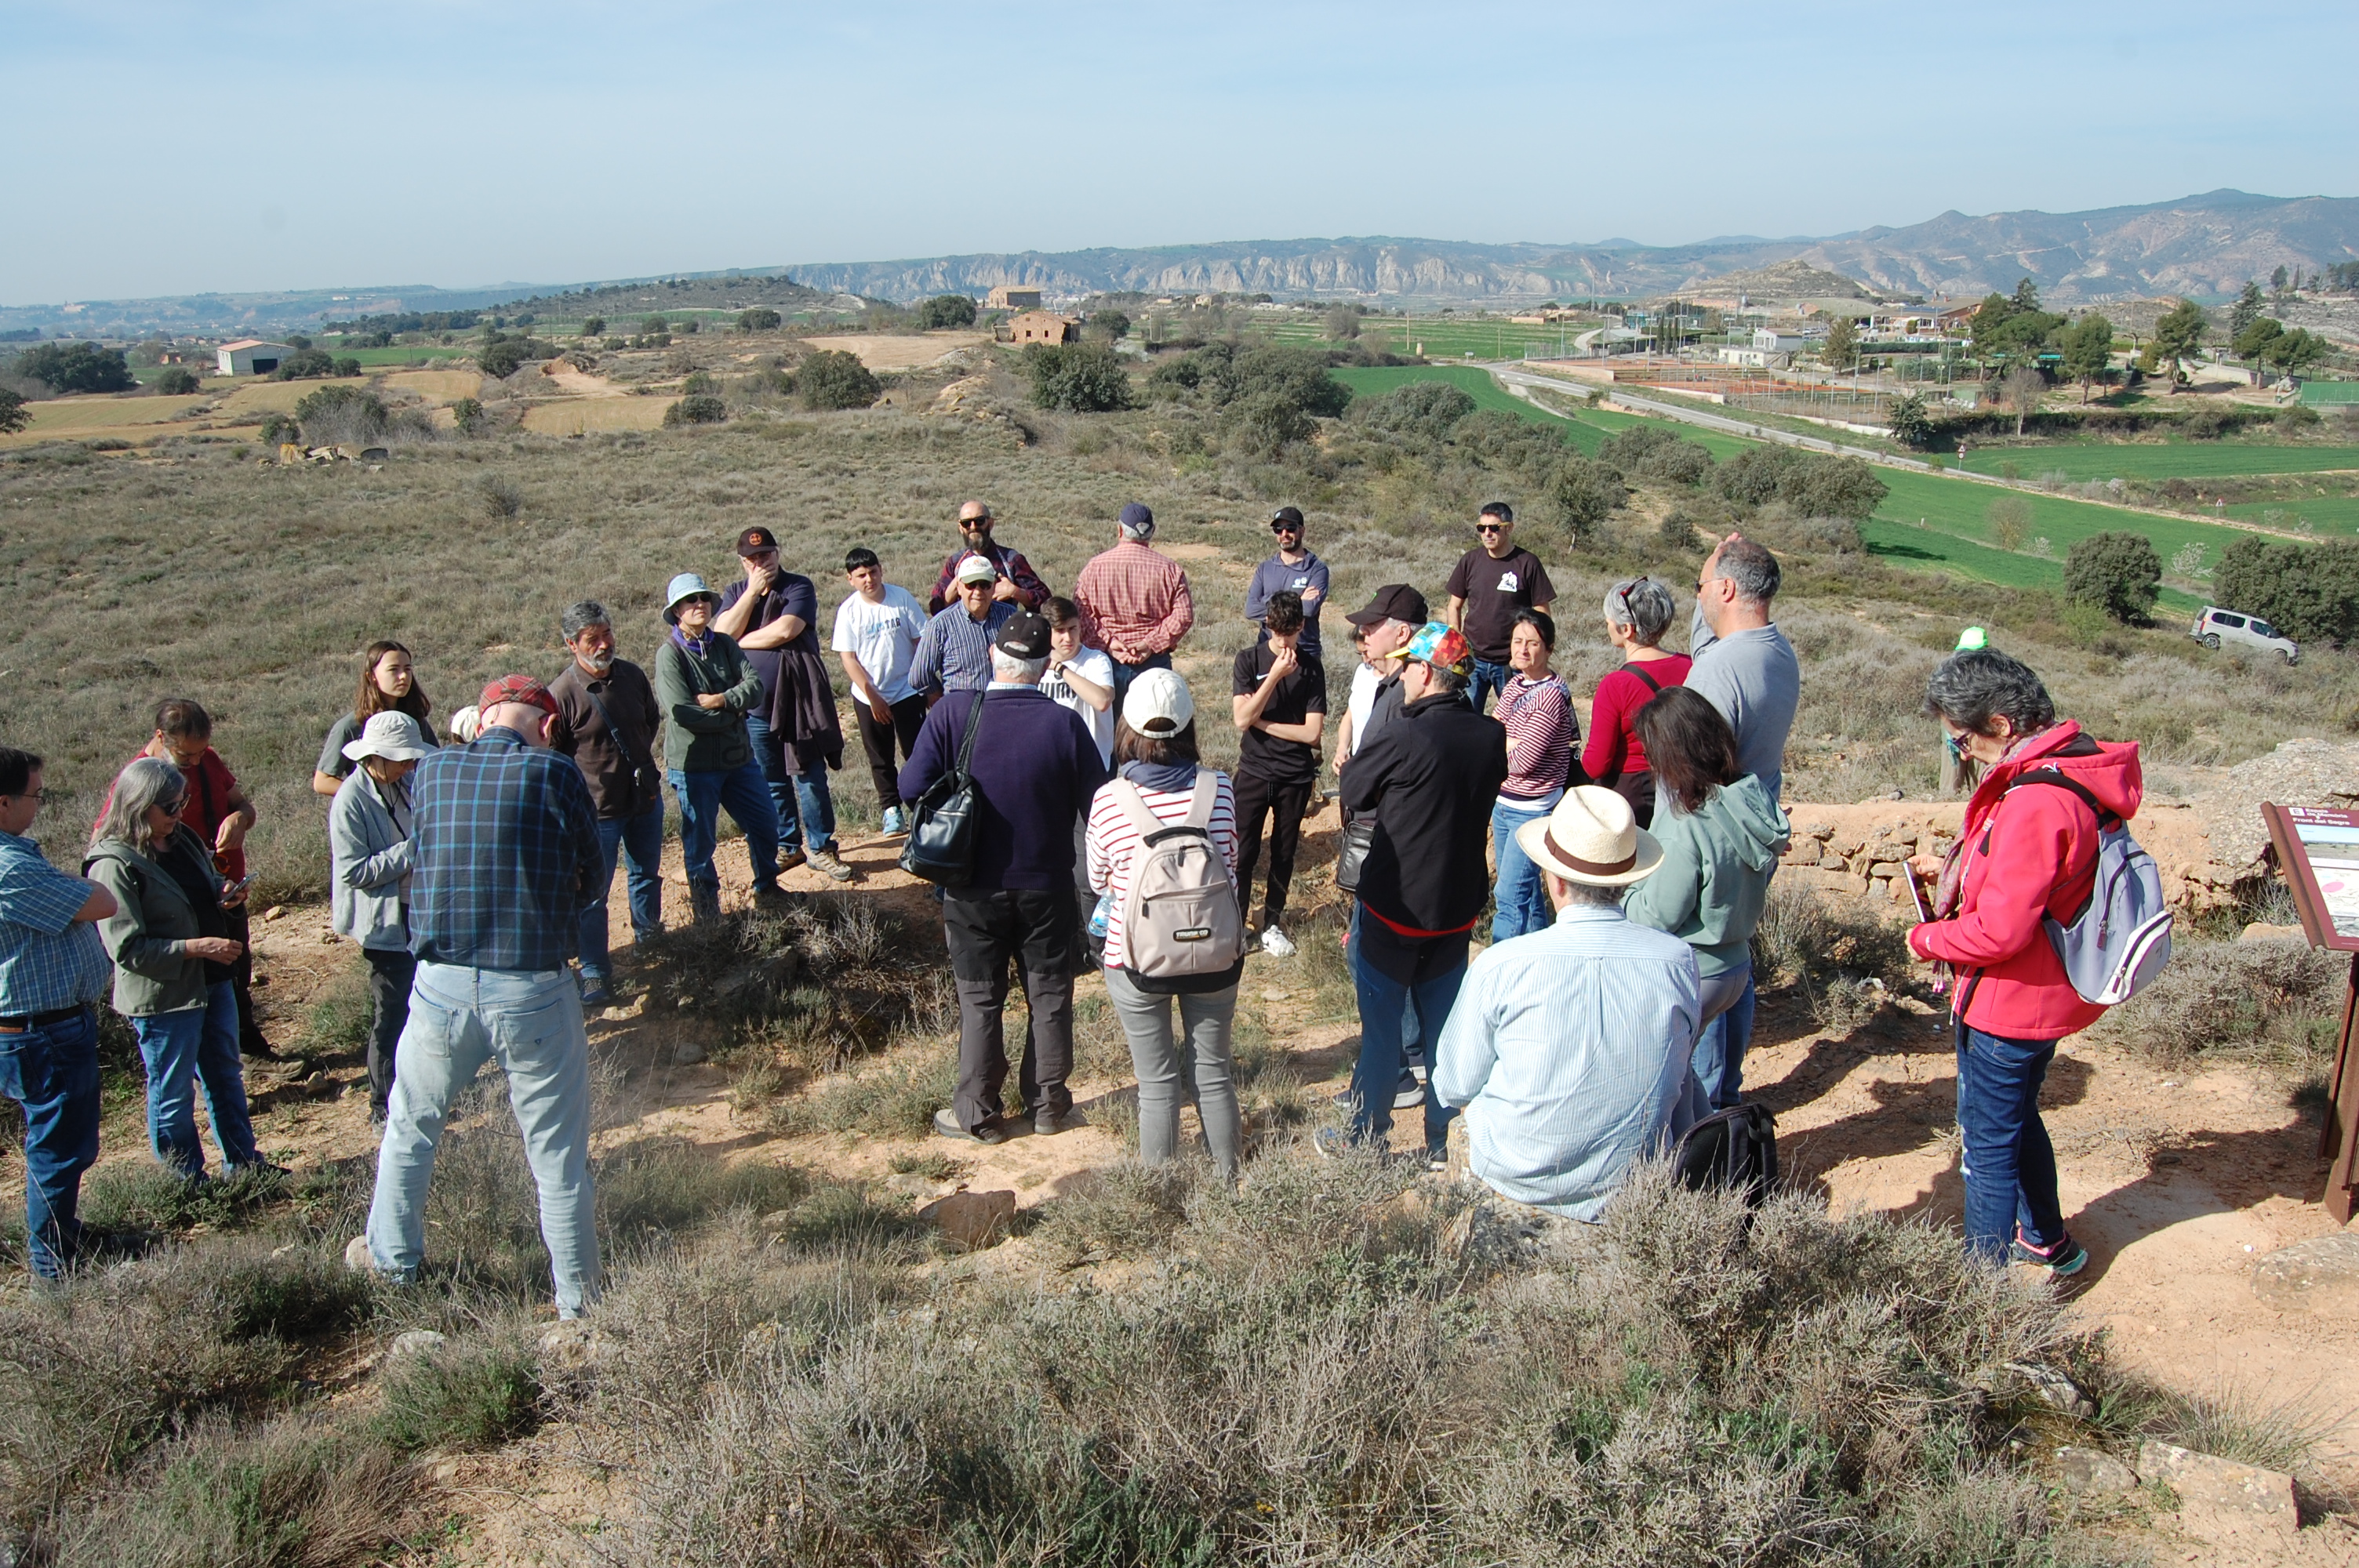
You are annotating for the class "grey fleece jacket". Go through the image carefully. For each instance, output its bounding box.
[1621,773,1790,978]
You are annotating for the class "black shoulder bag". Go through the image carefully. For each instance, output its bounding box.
[899,694,989,886]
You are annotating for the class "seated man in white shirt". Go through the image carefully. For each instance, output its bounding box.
[1433,786,1702,1221]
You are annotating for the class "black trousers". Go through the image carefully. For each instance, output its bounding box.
[1233,768,1314,929]
[940,887,1078,1132]
[227,902,269,1054]
[363,947,416,1118]
[856,693,929,809]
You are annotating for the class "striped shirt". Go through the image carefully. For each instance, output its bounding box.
[1496,673,1576,800]
[1085,770,1239,972]
[910,601,1016,697]
[0,829,111,1014]
[1074,542,1194,664]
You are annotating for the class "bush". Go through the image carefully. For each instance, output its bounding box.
[256,413,299,448]
[16,341,136,394]
[678,317,700,334]
[0,387,29,434]
[1986,495,2032,551]
[1023,340,1136,412]
[642,315,668,334]
[292,383,388,445]
[2086,938,2345,1066]
[2063,530,2162,623]
[271,349,337,381]
[332,356,362,378]
[1226,387,1314,455]
[449,397,484,435]
[580,316,606,337]
[478,474,522,519]
[1714,447,1888,520]
[373,1338,543,1452]
[664,394,729,426]
[478,337,555,379]
[1343,379,1475,446]
[914,294,978,329]
[154,366,200,396]
[738,307,783,332]
[1089,307,1130,339]
[2214,535,2359,645]
[1598,423,1712,485]
[798,349,881,412]
[1549,455,1628,534]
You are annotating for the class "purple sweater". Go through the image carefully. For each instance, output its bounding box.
[898,686,1111,891]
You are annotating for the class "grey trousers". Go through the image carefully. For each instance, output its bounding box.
[1103,965,1241,1179]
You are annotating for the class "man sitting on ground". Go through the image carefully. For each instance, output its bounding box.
[1432,786,1701,1221]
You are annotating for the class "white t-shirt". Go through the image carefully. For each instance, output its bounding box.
[1346,662,1381,756]
[830,586,927,705]
[1040,646,1118,766]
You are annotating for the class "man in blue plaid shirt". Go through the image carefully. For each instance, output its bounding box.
[355,677,608,1317]
[0,747,118,1279]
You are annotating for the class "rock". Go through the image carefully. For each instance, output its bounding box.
[1869,861,1906,880]
[1816,855,1848,871]
[918,1189,1016,1250]
[673,1040,707,1065]
[262,905,285,921]
[388,1329,447,1358]
[2253,1233,2359,1312]
[757,1208,795,1236]
[2054,1445,2138,1495]
[537,1319,605,1374]
[2241,922,2308,943]
[2138,1440,2298,1539]
[884,1172,950,1200]
[1262,989,1289,1002]
[2004,1361,2093,1418]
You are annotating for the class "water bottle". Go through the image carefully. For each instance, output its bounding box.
[1088,891,1113,940]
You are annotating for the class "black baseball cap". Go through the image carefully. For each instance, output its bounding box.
[1345,584,1429,626]
[1270,506,1305,530]
[736,525,779,557]
[994,612,1052,659]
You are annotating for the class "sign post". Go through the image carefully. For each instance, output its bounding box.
[2260,803,2359,1221]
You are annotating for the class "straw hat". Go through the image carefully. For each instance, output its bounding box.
[1514,786,1663,887]
[341,710,434,764]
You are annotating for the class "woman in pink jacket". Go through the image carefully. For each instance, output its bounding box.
[1907,648,2142,1278]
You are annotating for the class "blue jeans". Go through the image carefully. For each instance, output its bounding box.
[744,711,838,855]
[580,805,664,979]
[1348,909,1468,1151]
[132,981,260,1178]
[1490,789,1561,942]
[670,762,781,898]
[1109,651,1172,708]
[0,1006,100,1278]
[366,962,600,1316]
[1691,971,1757,1110]
[1955,1025,2066,1266]
[1470,657,1510,713]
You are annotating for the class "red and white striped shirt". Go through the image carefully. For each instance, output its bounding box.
[1496,673,1576,800]
[1085,771,1239,971]
[1074,542,1194,663]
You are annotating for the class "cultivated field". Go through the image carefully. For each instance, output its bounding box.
[1957,442,2359,482]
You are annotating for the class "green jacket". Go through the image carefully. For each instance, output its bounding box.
[1621,774,1790,978]
[83,829,225,1018]
[654,630,764,772]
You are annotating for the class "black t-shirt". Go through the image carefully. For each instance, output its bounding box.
[1445,546,1556,662]
[1230,644,1328,785]
[161,833,234,984]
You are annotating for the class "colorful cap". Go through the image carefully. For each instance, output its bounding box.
[1387,621,1474,677]
[478,674,559,717]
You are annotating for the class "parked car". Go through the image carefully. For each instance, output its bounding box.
[2190,605,2299,664]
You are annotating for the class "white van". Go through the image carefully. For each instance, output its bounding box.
[2190,605,2299,664]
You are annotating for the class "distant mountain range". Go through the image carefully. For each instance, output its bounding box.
[4,190,2352,337]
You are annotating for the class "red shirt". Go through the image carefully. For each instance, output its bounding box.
[1074,542,1194,663]
[107,747,247,880]
[1580,655,1692,784]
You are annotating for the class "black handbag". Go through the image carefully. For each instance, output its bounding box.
[1332,815,1376,894]
[898,693,989,886]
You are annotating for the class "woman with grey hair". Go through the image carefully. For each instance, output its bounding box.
[1904,648,2143,1277]
[1579,575,1691,829]
[85,757,274,1181]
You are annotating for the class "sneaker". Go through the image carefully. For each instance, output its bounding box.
[579,974,612,1007]
[1033,1105,1084,1137]
[2012,1232,2089,1276]
[236,1160,293,1180]
[776,849,808,874]
[1410,1062,1428,1084]
[1392,1073,1426,1111]
[1259,927,1297,958]
[805,846,856,883]
[751,882,794,907]
[881,805,908,837]
[1423,1146,1449,1174]
[932,1106,1006,1145]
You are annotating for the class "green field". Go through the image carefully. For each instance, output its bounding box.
[317,343,474,366]
[1332,364,1654,456]
[1957,443,2359,481]
[1265,315,1598,361]
[2225,495,2359,534]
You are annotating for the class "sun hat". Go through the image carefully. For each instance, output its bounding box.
[663,572,718,622]
[1514,786,1663,888]
[1121,667,1193,735]
[1344,584,1429,627]
[446,706,482,743]
[341,710,434,764]
[953,554,998,586]
[478,674,560,717]
[1118,502,1155,541]
[1385,621,1474,677]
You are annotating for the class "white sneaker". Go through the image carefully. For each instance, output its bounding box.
[1259,927,1297,958]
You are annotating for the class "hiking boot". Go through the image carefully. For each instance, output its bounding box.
[1034,1105,1084,1137]
[579,973,612,1008]
[751,883,794,908]
[2012,1231,2088,1277]
[689,885,723,925]
[1392,1073,1426,1111]
[1259,926,1297,958]
[805,845,856,883]
[776,849,809,874]
[932,1107,1006,1145]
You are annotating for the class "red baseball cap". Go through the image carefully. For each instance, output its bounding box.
[478,674,559,716]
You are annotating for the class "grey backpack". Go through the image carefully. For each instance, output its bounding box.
[2008,769,2173,1007]
[1108,775,1248,995]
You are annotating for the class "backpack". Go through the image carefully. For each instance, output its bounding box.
[2006,768,2174,1007]
[1674,1103,1778,1207]
[1107,775,1248,995]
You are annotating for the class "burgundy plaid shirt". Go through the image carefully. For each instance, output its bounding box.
[1074,542,1194,663]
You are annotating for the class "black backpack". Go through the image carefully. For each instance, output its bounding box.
[1674,1103,1778,1207]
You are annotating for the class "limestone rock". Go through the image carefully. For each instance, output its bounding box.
[388,1329,448,1358]
[885,1172,954,1201]
[919,1188,1016,1250]
[2253,1233,2359,1312]
[673,1040,707,1065]
[536,1319,606,1375]
[2054,1445,2138,1495]
[2139,1440,2298,1539]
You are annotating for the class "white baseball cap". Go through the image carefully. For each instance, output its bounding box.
[954,554,997,586]
[1121,667,1194,735]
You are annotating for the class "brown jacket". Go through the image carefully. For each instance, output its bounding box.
[549,659,663,819]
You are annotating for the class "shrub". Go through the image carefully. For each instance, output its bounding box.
[1089,307,1130,339]
[1549,455,1627,533]
[478,474,522,519]
[1598,423,1712,485]
[1226,388,1314,455]
[1985,494,2032,551]
[373,1337,543,1452]
[16,341,136,394]
[0,387,26,434]
[154,366,200,396]
[664,394,729,426]
[642,315,668,334]
[914,293,978,329]
[2063,530,2162,622]
[1343,379,1475,446]
[293,383,388,445]
[580,315,606,337]
[478,337,555,379]
[1023,339,1136,412]
[798,349,881,412]
[256,412,300,448]
[2214,535,2359,645]
[738,307,783,332]
[1714,446,1887,520]
[2085,938,2345,1066]
[271,349,337,381]
[678,317,700,334]
[449,396,484,435]
[332,356,362,377]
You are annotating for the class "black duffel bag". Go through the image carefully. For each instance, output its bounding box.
[898,691,988,886]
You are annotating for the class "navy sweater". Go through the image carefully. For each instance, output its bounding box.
[898,687,1111,891]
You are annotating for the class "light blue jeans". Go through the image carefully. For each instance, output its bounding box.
[365,962,600,1316]
[1489,789,1562,943]
[130,980,259,1178]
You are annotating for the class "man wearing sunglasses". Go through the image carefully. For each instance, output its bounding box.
[1445,502,1554,713]
[1244,506,1329,662]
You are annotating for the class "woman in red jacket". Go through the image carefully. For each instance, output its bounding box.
[1907,649,2142,1278]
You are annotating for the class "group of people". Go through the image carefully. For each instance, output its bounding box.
[0,489,2139,1294]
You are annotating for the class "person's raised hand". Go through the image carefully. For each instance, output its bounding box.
[1908,850,1943,880]
[1701,532,1741,583]
[991,577,1019,603]
[1270,643,1299,679]
[187,937,244,964]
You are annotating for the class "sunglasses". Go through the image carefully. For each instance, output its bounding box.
[1270,521,1301,535]
[161,797,187,816]
[1474,523,1506,535]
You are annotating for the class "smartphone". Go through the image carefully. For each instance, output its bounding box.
[1904,866,1934,924]
[220,874,253,904]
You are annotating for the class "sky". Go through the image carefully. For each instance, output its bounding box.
[3,0,2349,306]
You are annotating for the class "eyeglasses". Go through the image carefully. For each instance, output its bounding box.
[1474,524,1506,535]
[2,788,49,804]
[160,797,187,816]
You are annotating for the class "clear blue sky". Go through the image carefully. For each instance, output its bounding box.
[3,0,2346,304]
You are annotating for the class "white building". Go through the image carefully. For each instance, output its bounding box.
[1720,346,1790,368]
[217,339,295,376]
[1751,328,1808,354]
